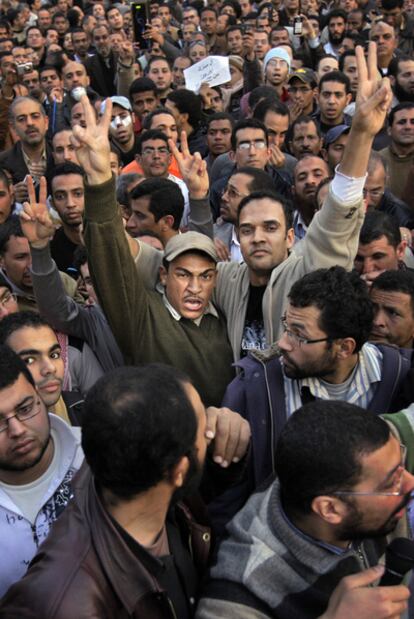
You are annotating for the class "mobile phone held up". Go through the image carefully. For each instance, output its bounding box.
[131,0,150,50]
[293,16,303,35]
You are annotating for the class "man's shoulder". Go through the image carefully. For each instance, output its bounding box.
[0,141,22,164]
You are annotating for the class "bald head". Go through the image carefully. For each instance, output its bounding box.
[62,61,90,92]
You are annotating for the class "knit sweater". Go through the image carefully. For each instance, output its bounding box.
[83,176,234,407]
[196,478,407,619]
[379,146,414,201]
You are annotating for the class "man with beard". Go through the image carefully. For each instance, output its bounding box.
[217,267,412,511]
[197,400,414,619]
[324,9,347,58]
[48,163,85,274]
[291,155,330,240]
[389,55,414,106]
[0,364,215,617]
[0,97,54,204]
[0,345,83,597]
[289,116,323,159]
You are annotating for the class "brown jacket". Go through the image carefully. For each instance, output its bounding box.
[0,467,212,619]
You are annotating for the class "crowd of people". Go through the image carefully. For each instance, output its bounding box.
[0,0,413,616]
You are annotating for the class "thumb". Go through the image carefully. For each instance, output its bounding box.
[345,565,384,590]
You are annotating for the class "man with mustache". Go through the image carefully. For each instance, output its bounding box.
[0,97,53,204]
[217,267,413,519]
[197,400,414,619]
[0,345,83,597]
[291,155,330,240]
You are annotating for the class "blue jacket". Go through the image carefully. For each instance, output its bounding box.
[209,344,412,532]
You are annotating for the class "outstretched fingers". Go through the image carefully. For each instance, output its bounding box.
[355,44,368,87]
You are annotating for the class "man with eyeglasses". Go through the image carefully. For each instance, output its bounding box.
[135,129,190,225]
[0,345,83,597]
[197,400,414,619]
[209,118,292,220]
[218,266,413,520]
[0,274,18,320]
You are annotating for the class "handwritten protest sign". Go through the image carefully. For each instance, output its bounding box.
[184,56,231,93]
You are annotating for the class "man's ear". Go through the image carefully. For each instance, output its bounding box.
[335,337,357,360]
[321,147,328,162]
[311,495,348,525]
[159,214,175,230]
[229,149,236,162]
[345,92,352,106]
[396,240,406,261]
[170,455,190,489]
[159,264,168,286]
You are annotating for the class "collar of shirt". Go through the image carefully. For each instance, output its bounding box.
[156,282,219,325]
[293,210,308,242]
[279,498,346,556]
[22,146,47,176]
[299,342,382,402]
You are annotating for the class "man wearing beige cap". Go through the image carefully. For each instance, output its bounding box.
[75,96,234,406]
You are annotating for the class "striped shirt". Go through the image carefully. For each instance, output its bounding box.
[284,343,383,417]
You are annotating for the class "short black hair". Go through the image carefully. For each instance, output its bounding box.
[146,55,171,72]
[326,8,347,24]
[0,216,25,255]
[388,102,414,127]
[288,266,373,352]
[388,54,413,78]
[231,118,268,150]
[39,64,60,78]
[359,210,401,248]
[316,53,338,71]
[338,49,357,71]
[222,0,242,18]
[0,311,50,346]
[200,6,218,17]
[136,129,169,154]
[129,76,158,99]
[237,189,293,231]
[130,178,184,230]
[233,167,277,193]
[226,24,243,37]
[167,88,203,129]
[276,400,390,515]
[253,98,290,122]
[0,344,35,391]
[319,70,351,94]
[73,245,88,272]
[381,0,403,9]
[248,85,279,110]
[47,162,85,189]
[206,111,234,130]
[371,269,414,314]
[81,364,198,500]
[142,106,175,131]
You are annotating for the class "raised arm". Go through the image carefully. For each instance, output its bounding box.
[71,97,150,363]
[169,131,214,239]
[300,42,393,272]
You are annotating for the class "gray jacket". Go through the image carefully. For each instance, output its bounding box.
[30,244,123,373]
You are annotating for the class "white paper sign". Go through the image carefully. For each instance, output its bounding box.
[184,56,231,93]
